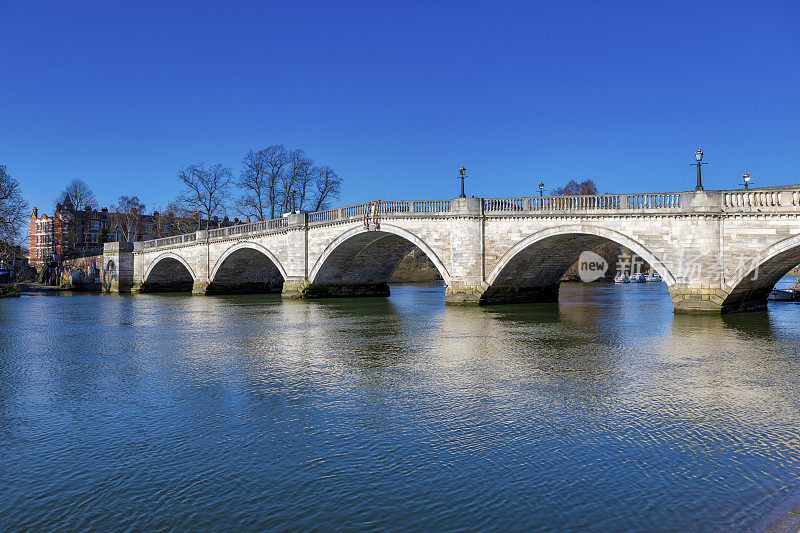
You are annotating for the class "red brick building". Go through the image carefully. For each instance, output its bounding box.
[29,203,247,265]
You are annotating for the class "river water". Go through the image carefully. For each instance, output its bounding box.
[2,279,800,531]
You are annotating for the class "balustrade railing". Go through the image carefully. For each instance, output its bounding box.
[379,201,411,213]
[723,190,782,208]
[413,200,451,212]
[208,217,287,239]
[626,193,682,209]
[482,193,681,212]
[134,187,799,251]
[140,232,197,249]
[309,208,340,223]
[306,199,452,226]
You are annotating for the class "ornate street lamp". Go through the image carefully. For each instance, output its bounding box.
[691,147,707,191]
[458,166,467,198]
[741,171,753,189]
[539,180,545,197]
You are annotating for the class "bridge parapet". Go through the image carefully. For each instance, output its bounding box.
[308,199,452,226]
[208,216,288,238]
[130,186,800,254]
[136,232,198,251]
[483,187,800,215]
[722,189,800,210]
[483,193,683,213]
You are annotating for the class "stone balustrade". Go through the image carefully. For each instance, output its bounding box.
[134,187,800,252]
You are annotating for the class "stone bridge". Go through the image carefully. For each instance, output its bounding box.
[102,187,800,313]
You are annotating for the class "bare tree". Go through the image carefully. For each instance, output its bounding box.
[551,179,598,196]
[0,164,28,246]
[279,149,313,213]
[238,149,268,221]
[237,152,262,221]
[238,145,291,221]
[233,145,342,217]
[167,200,201,234]
[151,208,175,238]
[110,196,146,242]
[55,179,97,212]
[150,200,200,235]
[263,145,289,218]
[178,163,232,230]
[53,179,98,252]
[310,165,342,211]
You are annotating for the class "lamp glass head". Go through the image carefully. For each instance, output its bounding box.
[695,148,703,162]
[743,171,750,182]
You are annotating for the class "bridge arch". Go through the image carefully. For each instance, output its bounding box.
[484,225,675,304]
[208,241,287,294]
[721,233,800,312]
[309,224,451,295]
[141,252,196,292]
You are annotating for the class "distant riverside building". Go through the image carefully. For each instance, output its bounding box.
[29,202,247,265]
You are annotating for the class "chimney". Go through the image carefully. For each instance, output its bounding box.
[32,207,38,218]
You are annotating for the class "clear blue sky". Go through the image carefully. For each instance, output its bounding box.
[2,1,798,215]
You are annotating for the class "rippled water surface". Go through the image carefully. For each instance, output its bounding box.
[3,280,800,531]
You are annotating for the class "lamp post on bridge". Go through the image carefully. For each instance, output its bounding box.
[692,147,707,191]
[741,171,753,189]
[539,180,544,197]
[458,166,467,198]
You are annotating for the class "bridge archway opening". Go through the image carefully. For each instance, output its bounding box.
[309,228,449,298]
[722,236,800,313]
[103,260,116,281]
[141,256,195,292]
[485,229,672,304]
[208,246,285,294]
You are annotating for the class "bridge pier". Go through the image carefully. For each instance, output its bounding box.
[280,279,307,299]
[479,284,561,305]
[445,283,562,305]
[669,284,769,314]
[444,282,487,304]
[102,242,134,293]
[669,285,728,313]
[204,281,282,295]
[281,280,390,299]
[191,281,210,294]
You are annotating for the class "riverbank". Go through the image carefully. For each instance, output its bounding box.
[16,283,90,294]
[0,284,20,297]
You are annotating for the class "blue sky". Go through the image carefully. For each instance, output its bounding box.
[2,1,798,215]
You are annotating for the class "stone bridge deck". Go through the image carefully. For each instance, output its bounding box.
[103,186,800,313]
